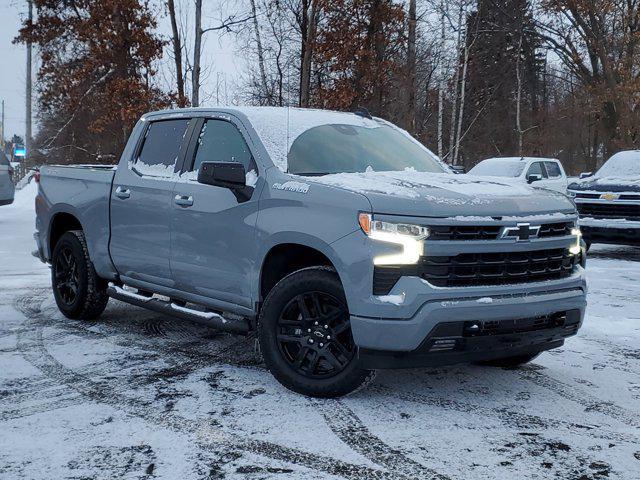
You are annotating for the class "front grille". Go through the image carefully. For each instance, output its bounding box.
[577,202,640,221]
[373,248,577,293]
[422,249,577,287]
[428,221,573,241]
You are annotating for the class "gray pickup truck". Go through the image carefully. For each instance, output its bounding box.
[34,107,587,397]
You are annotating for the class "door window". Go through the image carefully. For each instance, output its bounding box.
[527,162,547,178]
[133,119,190,178]
[544,161,562,178]
[192,120,252,172]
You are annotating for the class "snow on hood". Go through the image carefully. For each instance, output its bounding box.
[236,107,380,172]
[309,170,534,202]
[306,169,575,217]
[570,151,640,190]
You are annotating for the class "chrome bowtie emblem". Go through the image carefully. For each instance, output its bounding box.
[500,223,540,241]
[600,193,619,201]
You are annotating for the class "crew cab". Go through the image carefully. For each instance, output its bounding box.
[568,151,640,248]
[34,107,587,397]
[469,157,568,193]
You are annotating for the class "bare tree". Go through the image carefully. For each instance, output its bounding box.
[167,0,187,104]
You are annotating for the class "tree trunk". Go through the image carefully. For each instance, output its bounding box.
[454,30,469,165]
[448,1,463,160]
[515,32,524,156]
[404,0,416,131]
[300,0,319,108]
[437,1,445,159]
[167,0,186,105]
[192,0,202,107]
[250,0,269,104]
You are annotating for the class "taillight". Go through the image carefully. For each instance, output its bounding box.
[8,166,14,182]
[34,171,41,183]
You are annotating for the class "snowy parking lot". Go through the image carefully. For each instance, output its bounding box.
[1,183,640,479]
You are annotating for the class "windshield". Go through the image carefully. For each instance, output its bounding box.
[469,159,526,178]
[596,151,640,177]
[287,124,446,175]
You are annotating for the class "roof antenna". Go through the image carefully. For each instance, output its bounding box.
[354,107,372,119]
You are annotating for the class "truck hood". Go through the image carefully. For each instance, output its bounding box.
[568,175,640,193]
[310,171,575,217]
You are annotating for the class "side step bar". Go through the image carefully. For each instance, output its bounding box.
[107,284,250,334]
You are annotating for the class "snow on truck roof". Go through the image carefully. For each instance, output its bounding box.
[143,106,445,172]
[596,150,640,178]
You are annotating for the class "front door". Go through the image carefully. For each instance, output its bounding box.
[110,118,192,288]
[170,117,261,308]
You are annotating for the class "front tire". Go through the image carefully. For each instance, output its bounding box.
[258,267,374,397]
[51,231,109,320]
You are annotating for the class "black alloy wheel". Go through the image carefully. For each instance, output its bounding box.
[258,267,374,397]
[276,291,355,379]
[54,246,80,306]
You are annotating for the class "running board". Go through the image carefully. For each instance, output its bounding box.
[107,284,250,334]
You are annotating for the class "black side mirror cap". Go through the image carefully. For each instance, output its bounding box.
[579,172,593,179]
[527,173,543,184]
[198,161,246,189]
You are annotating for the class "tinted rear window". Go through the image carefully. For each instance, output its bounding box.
[545,162,562,178]
[137,119,190,170]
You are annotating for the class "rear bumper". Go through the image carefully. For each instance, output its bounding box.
[32,231,46,263]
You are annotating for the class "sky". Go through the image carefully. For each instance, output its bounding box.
[0,0,28,143]
[0,0,246,145]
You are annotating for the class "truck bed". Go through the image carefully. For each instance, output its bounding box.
[36,164,117,278]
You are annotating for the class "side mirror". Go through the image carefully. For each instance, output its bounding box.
[450,165,466,174]
[527,173,543,184]
[198,161,246,189]
[579,172,593,179]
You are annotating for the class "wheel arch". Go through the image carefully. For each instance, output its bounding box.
[48,210,83,257]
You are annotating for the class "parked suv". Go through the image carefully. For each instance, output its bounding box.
[34,107,587,397]
[0,151,15,206]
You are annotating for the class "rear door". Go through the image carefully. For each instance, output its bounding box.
[110,118,193,288]
[170,116,261,309]
[543,161,568,193]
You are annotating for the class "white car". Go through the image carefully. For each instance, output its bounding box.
[468,157,568,193]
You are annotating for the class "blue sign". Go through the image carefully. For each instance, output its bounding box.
[13,146,26,158]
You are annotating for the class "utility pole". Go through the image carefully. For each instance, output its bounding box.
[1,100,4,148]
[26,0,33,162]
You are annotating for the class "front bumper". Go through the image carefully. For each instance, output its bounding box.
[579,218,640,245]
[351,274,586,353]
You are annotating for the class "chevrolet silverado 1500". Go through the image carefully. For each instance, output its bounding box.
[34,107,587,397]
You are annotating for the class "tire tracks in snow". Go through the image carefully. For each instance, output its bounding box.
[314,399,451,480]
[12,291,444,480]
[518,365,640,429]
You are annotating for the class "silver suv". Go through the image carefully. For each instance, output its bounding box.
[0,151,15,206]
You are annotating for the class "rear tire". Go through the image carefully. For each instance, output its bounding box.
[258,267,374,397]
[51,231,108,320]
[477,351,542,368]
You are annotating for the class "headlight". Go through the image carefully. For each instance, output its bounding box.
[358,213,429,265]
[569,227,582,255]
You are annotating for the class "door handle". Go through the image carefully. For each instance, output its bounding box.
[115,186,130,199]
[174,194,194,207]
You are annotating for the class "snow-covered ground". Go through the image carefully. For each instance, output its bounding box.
[1,183,640,479]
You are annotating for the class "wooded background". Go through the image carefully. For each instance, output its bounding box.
[16,0,640,174]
